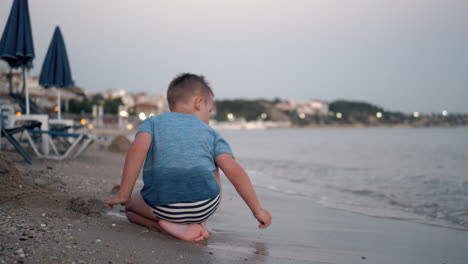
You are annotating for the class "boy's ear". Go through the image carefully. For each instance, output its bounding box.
[194,96,203,111]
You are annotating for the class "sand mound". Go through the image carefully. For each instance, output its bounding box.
[0,154,35,202]
[68,197,105,216]
[0,154,70,205]
[107,135,132,153]
[0,154,25,185]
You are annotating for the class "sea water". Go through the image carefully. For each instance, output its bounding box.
[220,126,468,230]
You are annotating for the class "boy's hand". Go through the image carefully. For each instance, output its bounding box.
[253,208,272,229]
[106,194,130,210]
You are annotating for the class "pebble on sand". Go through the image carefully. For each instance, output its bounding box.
[16,248,25,258]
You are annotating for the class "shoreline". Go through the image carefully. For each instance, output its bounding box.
[251,183,468,234]
[1,146,467,263]
[80,123,468,137]
[212,120,468,130]
[297,123,468,129]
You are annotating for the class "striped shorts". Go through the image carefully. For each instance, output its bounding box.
[151,195,221,224]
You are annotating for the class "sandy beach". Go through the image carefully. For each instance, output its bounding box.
[1,140,468,264]
[2,0,468,262]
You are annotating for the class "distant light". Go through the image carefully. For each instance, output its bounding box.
[260,113,268,119]
[376,112,383,119]
[149,113,155,117]
[80,118,87,125]
[442,110,448,116]
[299,113,306,119]
[336,112,342,119]
[138,112,147,120]
[126,124,134,130]
[119,110,129,118]
[16,112,22,116]
[87,124,94,129]
[227,113,234,121]
[54,106,59,112]
[413,112,420,118]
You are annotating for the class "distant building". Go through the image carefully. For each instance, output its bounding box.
[151,94,170,114]
[306,100,329,115]
[0,74,82,112]
[129,102,159,114]
[0,71,24,95]
[275,99,329,115]
[105,89,127,100]
[104,89,169,116]
[28,76,82,112]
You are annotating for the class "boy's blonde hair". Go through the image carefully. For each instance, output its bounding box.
[167,73,214,111]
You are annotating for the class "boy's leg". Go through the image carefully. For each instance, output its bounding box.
[152,170,220,241]
[125,191,163,231]
[125,192,209,241]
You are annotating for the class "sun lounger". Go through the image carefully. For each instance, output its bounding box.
[0,119,41,164]
[6,114,51,155]
[1,106,94,161]
[23,128,95,160]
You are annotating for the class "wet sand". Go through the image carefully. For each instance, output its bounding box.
[1,145,467,264]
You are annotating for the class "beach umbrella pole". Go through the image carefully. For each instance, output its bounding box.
[8,69,13,94]
[24,69,30,115]
[57,88,61,120]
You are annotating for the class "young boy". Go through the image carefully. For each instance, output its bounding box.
[106,73,272,241]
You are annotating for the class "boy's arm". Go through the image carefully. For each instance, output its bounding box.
[106,132,152,209]
[215,153,272,229]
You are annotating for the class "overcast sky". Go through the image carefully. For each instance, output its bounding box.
[1,0,467,113]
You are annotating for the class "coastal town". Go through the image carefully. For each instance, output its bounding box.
[1,72,467,131]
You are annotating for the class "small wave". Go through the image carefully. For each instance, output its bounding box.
[336,188,468,231]
[252,183,306,198]
[285,190,298,195]
[266,185,279,191]
[253,182,468,231]
[388,199,412,208]
[340,188,388,200]
[288,178,305,183]
[317,196,330,207]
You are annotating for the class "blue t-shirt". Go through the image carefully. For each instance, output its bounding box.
[136,112,234,207]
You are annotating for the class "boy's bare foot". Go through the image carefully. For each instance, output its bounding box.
[159,220,209,241]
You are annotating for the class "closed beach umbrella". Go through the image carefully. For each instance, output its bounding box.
[0,0,35,114]
[39,26,73,120]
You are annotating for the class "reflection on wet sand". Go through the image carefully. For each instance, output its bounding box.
[204,239,269,264]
